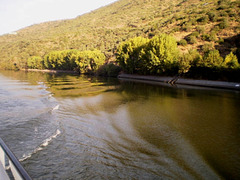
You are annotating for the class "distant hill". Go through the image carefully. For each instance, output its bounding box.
[0,0,239,69]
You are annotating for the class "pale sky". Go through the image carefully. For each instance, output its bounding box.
[0,0,118,35]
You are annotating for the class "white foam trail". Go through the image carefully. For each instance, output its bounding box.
[52,104,60,111]
[19,129,61,162]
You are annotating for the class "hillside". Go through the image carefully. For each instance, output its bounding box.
[0,0,239,70]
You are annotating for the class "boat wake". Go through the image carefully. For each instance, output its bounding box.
[19,129,61,162]
[52,104,60,111]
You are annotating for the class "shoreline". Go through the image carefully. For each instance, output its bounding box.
[118,74,240,91]
[21,69,78,74]
[19,69,240,91]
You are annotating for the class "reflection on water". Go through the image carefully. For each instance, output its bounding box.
[0,70,240,179]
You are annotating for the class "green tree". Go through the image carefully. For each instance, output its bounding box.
[116,36,149,74]
[202,49,224,67]
[27,56,44,69]
[144,34,179,74]
[44,50,79,70]
[74,50,105,73]
[223,52,239,68]
[179,50,202,73]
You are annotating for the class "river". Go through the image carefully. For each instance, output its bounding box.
[0,70,240,180]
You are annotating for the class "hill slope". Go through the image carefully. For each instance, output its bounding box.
[0,0,239,69]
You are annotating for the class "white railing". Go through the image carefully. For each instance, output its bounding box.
[0,138,32,180]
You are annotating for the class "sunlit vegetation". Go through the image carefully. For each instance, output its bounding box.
[27,49,105,74]
[116,33,240,81]
[116,34,180,75]
[0,0,239,80]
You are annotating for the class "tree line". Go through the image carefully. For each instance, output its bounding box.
[116,34,240,81]
[26,33,239,81]
[27,49,105,73]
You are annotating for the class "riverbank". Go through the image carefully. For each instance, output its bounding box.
[118,74,240,91]
[21,69,78,74]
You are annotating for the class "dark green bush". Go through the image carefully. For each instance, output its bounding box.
[219,11,228,17]
[217,38,225,44]
[97,63,121,77]
[179,50,202,73]
[218,18,229,29]
[217,0,231,6]
[207,12,218,22]
[191,31,200,37]
[202,32,216,41]
[186,35,197,44]
[178,39,188,46]
[197,16,209,24]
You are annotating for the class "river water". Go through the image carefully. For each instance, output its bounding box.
[0,70,240,180]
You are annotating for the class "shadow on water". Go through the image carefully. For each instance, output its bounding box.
[1,70,240,179]
[117,80,240,179]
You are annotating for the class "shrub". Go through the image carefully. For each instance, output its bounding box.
[202,34,210,41]
[179,50,202,73]
[74,50,106,73]
[202,32,216,41]
[218,18,229,29]
[197,16,209,24]
[106,63,122,77]
[116,34,180,75]
[191,31,200,37]
[211,25,220,33]
[97,63,121,77]
[207,12,218,22]
[28,56,44,69]
[196,26,205,34]
[178,39,188,46]
[209,32,217,41]
[217,38,225,44]
[217,5,227,10]
[182,23,192,32]
[189,18,197,26]
[116,36,149,74]
[201,43,215,53]
[186,35,197,44]
[44,50,79,70]
[202,49,224,67]
[228,11,237,17]
[144,34,179,74]
[223,52,239,68]
[217,0,230,6]
[172,27,180,32]
[219,11,228,17]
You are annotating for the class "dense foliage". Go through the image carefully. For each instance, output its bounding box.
[27,49,105,73]
[117,34,179,75]
[0,0,239,71]
[116,34,240,80]
[116,37,149,74]
[0,0,239,80]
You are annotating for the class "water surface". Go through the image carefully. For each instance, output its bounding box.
[0,70,240,179]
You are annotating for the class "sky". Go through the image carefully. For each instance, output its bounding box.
[0,0,118,35]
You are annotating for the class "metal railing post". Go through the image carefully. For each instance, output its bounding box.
[0,145,6,168]
[0,138,32,180]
